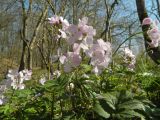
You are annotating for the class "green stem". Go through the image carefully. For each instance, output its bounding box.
[51,93,54,120]
[59,99,63,117]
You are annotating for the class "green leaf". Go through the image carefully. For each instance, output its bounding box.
[152,108,160,117]
[117,110,145,119]
[24,108,37,114]
[118,99,145,110]
[94,102,110,118]
[80,64,92,72]
[102,92,117,110]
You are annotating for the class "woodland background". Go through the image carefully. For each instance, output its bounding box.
[1,0,160,119]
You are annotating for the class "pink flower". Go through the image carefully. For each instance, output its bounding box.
[86,39,111,74]
[85,26,96,37]
[63,17,96,46]
[80,37,93,53]
[97,39,111,52]
[67,25,83,44]
[21,69,32,80]
[59,17,69,30]
[0,99,3,105]
[147,28,160,40]
[73,43,81,54]
[78,17,96,37]
[19,84,25,90]
[72,54,82,67]
[68,25,78,33]
[123,47,136,71]
[92,66,100,75]
[124,47,135,58]
[142,18,152,25]
[68,52,82,67]
[98,56,110,68]
[128,63,135,71]
[79,26,96,38]
[78,17,88,26]
[39,77,46,85]
[6,69,32,90]
[79,37,94,58]
[147,28,160,47]
[48,15,60,24]
[59,29,67,38]
[59,55,66,64]
[154,20,159,26]
[53,70,61,78]
[48,16,69,29]
[47,15,112,74]
[91,50,110,69]
[60,52,82,72]
[148,40,159,48]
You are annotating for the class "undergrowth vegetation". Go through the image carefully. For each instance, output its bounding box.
[0,16,160,120]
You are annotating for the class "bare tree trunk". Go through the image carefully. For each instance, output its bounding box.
[19,40,27,71]
[27,47,32,70]
[72,0,76,24]
[37,44,53,75]
[19,0,28,71]
[41,38,44,69]
[128,25,132,49]
[156,0,160,17]
[27,6,48,70]
[101,0,119,41]
[136,0,160,64]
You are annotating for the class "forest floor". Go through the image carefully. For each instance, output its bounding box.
[0,58,17,81]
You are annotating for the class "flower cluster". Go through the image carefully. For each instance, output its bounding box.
[6,69,32,90]
[142,18,160,48]
[48,15,69,39]
[48,16,112,74]
[0,95,4,105]
[0,85,7,105]
[123,47,136,71]
[39,77,46,85]
[48,15,69,29]
[39,70,61,85]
